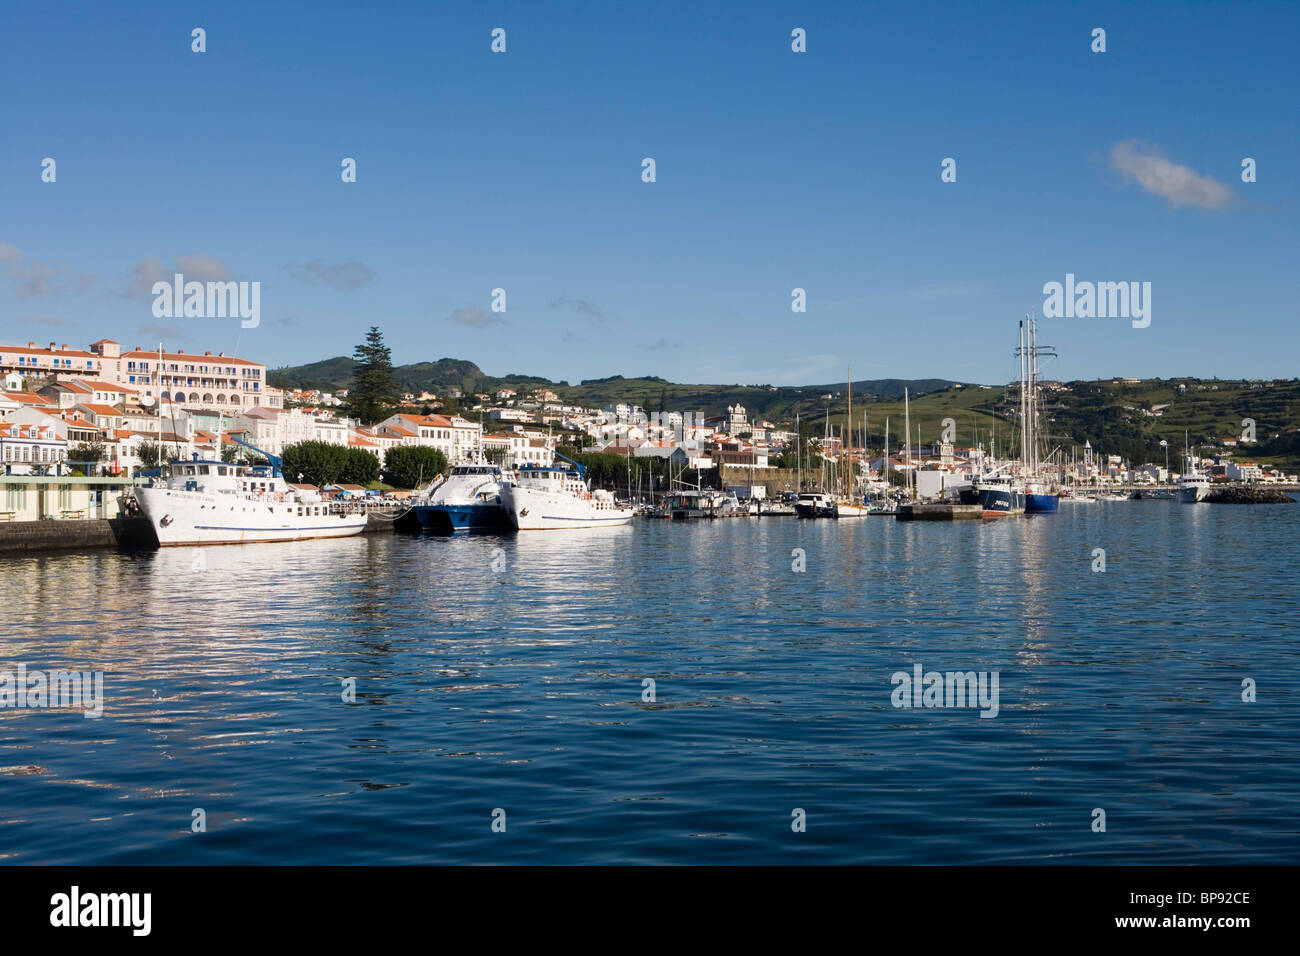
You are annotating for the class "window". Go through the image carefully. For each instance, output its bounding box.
[58,484,73,510]
[5,487,26,511]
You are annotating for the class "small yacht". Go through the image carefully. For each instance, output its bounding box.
[664,488,739,519]
[136,456,368,546]
[412,460,513,533]
[498,454,634,530]
[794,492,839,519]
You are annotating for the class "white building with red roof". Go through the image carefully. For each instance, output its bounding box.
[375,412,483,463]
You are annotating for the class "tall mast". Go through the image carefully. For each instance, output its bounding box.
[1018,320,1027,474]
[1029,313,1038,473]
[903,388,911,499]
[845,367,852,501]
[884,416,890,488]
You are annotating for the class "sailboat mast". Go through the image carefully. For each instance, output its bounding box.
[884,416,890,487]
[1018,321,1027,474]
[1029,315,1038,473]
[845,368,852,501]
[903,388,912,498]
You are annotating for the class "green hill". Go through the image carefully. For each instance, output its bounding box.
[268,355,1300,469]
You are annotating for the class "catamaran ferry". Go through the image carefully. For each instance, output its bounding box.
[135,457,368,546]
[411,461,514,533]
[498,455,633,530]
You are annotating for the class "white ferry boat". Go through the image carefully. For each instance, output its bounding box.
[1178,438,1212,503]
[1179,468,1212,503]
[136,457,368,546]
[498,455,633,530]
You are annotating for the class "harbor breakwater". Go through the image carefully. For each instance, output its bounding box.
[0,510,404,554]
[0,517,157,554]
[1204,486,1296,504]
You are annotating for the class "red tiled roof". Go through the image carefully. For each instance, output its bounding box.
[0,344,98,358]
[4,391,54,405]
[121,349,261,366]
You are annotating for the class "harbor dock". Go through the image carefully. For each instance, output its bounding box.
[896,502,983,521]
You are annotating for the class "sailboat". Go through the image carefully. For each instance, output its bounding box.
[835,369,868,517]
[1020,312,1059,513]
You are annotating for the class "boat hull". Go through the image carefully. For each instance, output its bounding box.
[1024,492,1059,514]
[960,485,1025,517]
[414,502,510,534]
[794,503,838,519]
[137,486,368,546]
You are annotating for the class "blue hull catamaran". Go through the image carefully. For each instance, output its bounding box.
[411,461,513,534]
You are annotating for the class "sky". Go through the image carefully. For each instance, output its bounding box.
[1,0,1297,388]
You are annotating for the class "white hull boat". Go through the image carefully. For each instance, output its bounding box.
[499,457,633,530]
[136,458,367,546]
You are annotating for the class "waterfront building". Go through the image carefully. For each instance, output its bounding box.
[1,421,67,475]
[0,474,140,520]
[375,412,484,463]
[229,406,351,457]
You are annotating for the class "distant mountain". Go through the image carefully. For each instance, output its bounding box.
[268,357,558,397]
[268,355,961,418]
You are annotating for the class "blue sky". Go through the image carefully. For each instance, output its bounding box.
[2,0,1296,387]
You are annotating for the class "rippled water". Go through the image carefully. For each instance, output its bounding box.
[2,500,1298,864]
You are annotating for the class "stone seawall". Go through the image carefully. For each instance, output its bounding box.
[0,517,157,555]
[0,511,409,553]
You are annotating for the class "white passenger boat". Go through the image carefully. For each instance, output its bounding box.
[1178,460,1212,503]
[136,457,368,546]
[498,455,634,530]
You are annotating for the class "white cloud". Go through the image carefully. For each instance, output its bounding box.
[285,259,375,292]
[447,305,501,327]
[123,258,171,297]
[549,296,605,323]
[174,254,233,282]
[0,243,22,262]
[1110,140,1235,210]
[13,261,55,297]
[123,254,235,296]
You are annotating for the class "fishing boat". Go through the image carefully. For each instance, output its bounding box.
[498,453,634,530]
[136,456,368,546]
[960,471,1026,517]
[411,460,513,533]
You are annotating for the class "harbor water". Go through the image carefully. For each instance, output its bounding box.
[2,499,1297,864]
